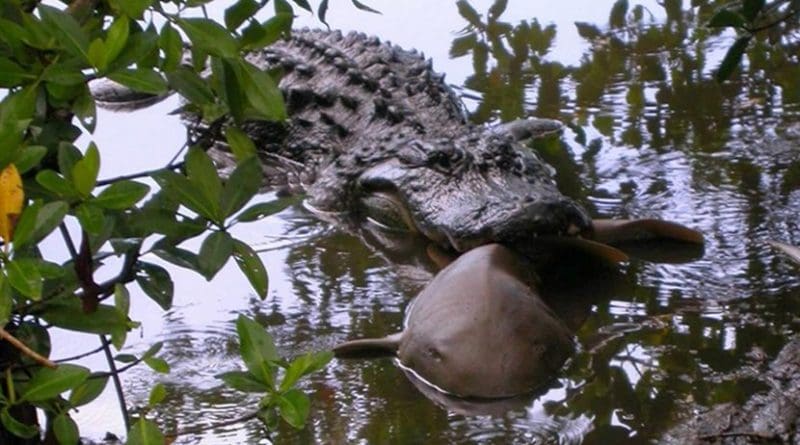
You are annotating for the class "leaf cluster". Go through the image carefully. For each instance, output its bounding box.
[0,0,379,442]
[707,0,798,81]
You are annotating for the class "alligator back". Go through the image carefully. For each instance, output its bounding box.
[221,29,470,189]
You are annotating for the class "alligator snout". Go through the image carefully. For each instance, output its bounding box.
[422,195,594,253]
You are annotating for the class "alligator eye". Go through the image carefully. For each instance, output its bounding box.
[428,150,451,168]
[360,191,417,232]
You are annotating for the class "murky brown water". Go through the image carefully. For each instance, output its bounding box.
[64,1,800,443]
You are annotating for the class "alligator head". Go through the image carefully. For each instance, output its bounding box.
[306,121,594,253]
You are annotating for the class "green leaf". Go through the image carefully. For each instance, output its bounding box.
[159,23,183,72]
[42,63,86,86]
[110,25,159,70]
[742,0,765,21]
[6,258,43,300]
[236,197,297,222]
[274,0,293,14]
[1,409,39,438]
[152,245,200,271]
[291,0,312,12]
[351,0,380,14]
[21,364,90,402]
[126,418,164,445]
[186,147,223,221]
[135,262,174,310]
[241,14,293,50]
[73,89,97,133]
[69,374,109,407]
[198,231,234,279]
[114,0,153,19]
[88,39,109,71]
[36,170,78,198]
[177,18,240,58]
[708,9,746,28]
[232,239,268,299]
[75,203,106,235]
[276,389,310,429]
[280,351,332,392]
[222,156,262,217]
[456,0,482,28]
[166,67,215,106]
[105,17,131,67]
[14,146,48,174]
[225,127,257,161]
[0,275,12,327]
[72,144,100,197]
[34,261,64,280]
[575,22,602,40]
[12,200,69,249]
[144,356,170,374]
[218,370,270,392]
[94,181,150,209]
[41,300,134,335]
[488,0,508,18]
[225,0,262,31]
[38,5,90,62]
[115,354,137,363]
[0,57,35,87]
[236,315,279,387]
[53,413,80,445]
[108,68,168,95]
[450,33,477,58]
[148,383,167,406]
[609,0,628,28]
[142,342,163,361]
[317,0,330,26]
[239,60,287,121]
[153,170,217,221]
[716,36,751,82]
[216,58,247,122]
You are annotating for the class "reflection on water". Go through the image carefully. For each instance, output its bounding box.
[78,0,800,443]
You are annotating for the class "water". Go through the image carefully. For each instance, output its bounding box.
[64,1,800,443]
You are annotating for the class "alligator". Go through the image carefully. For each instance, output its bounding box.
[94,28,703,257]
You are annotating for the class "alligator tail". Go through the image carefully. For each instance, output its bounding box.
[333,333,403,358]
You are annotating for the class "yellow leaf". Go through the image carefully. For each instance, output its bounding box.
[0,164,24,250]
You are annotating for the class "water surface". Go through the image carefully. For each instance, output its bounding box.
[66,1,800,443]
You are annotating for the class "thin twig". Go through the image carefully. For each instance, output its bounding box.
[747,7,800,34]
[0,328,57,369]
[52,344,105,363]
[96,162,184,186]
[59,223,78,259]
[101,335,131,431]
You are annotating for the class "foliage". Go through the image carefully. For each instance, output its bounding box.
[707,0,799,81]
[450,0,563,122]
[0,0,371,442]
[218,315,332,430]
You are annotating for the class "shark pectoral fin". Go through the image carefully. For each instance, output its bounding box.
[539,236,629,264]
[592,219,704,245]
[592,219,705,263]
[333,333,403,359]
[768,241,800,266]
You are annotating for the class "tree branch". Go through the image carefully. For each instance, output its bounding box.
[0,328,57,369]
[747,7,800,34]
[100,335,131,431]
[96,162,184,187]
